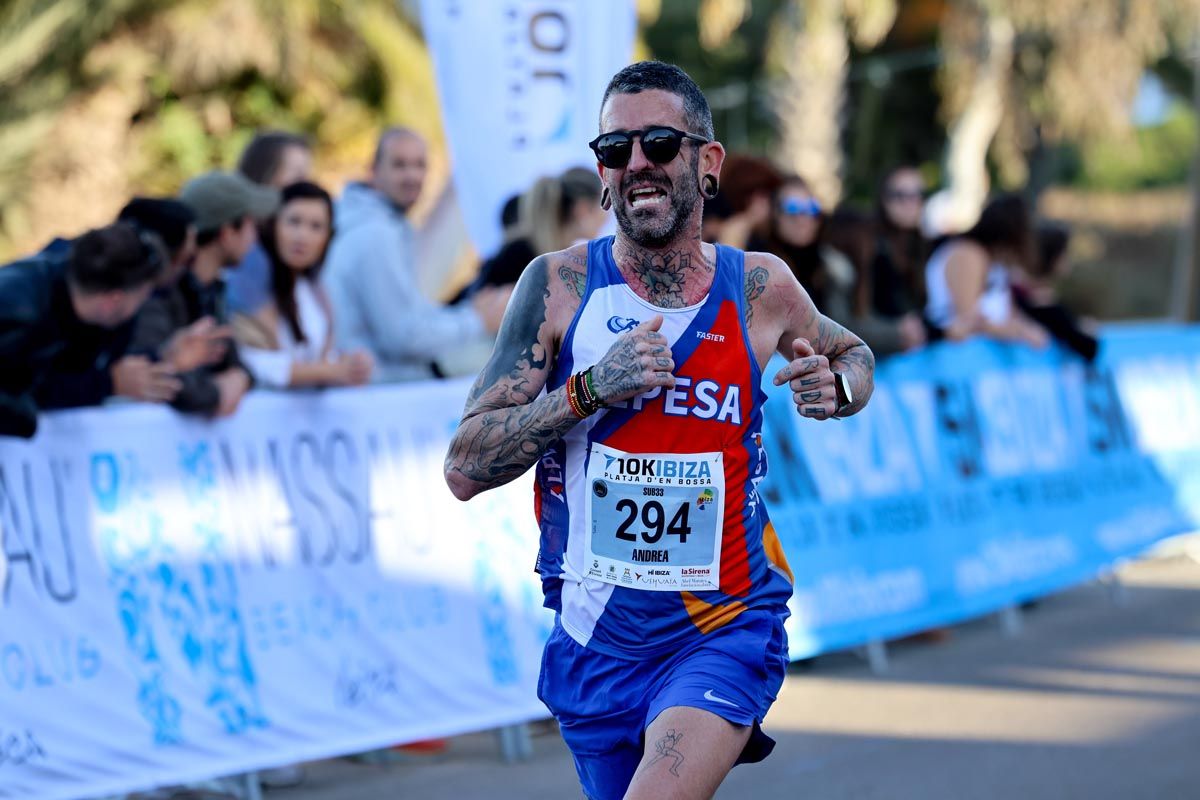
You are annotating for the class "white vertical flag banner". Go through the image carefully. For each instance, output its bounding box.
[420,0,637,256]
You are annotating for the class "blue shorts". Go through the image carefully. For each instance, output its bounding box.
[537,611,789,800]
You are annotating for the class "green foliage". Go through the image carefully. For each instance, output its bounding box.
[0,0,440,260]
[1074,104,1198,191]
[642,0,784,153]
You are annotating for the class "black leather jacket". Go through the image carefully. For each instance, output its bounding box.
[129,271,251,415]
[0,250,79,437]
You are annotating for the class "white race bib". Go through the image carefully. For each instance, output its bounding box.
[583,443,724,592]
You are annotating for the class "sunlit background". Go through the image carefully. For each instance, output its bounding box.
[2,0,1197,319]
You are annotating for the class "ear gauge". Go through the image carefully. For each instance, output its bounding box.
[701,174,719,200]
[600,186,612,211]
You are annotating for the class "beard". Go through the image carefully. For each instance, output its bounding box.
[612,164,701,248]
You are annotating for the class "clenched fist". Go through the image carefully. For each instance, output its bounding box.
[590,314,676,405]
[772,338,837,420]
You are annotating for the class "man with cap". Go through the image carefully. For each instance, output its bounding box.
[131,171,278,417]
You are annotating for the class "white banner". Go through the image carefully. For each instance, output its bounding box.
[421,0,636,255]
[0,382,552,800]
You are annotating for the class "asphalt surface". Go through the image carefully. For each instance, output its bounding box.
[274,552,1200,800]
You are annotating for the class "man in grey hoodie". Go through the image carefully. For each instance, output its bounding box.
[324,128,509,382]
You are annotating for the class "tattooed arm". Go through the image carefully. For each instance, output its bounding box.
[444,253,579,501]
[444,247,677,500]
[745,253,875,419]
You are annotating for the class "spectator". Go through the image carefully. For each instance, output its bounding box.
[238,131,313,188]
[843,165,931,357]
[323,127,508,382]
[132,171,278,417]
[227,131,314,316]
[925,193,1049,348]
[119,198,235,376]
[32,199,195,411]
[232,181,373,388]
[710,154,783,250]
[830,167,931,357]
[0,224,164,437]
[467,167,606,294]
[1012,222,1100,361]
[762,175,857,326]
[700,188,732,244]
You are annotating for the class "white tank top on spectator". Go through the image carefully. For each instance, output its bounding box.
[240,279,332,388]
[924,240,1012,330]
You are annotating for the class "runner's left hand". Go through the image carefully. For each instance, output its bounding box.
[772,338,836,420]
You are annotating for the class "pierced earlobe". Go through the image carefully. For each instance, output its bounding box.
[600,186,612,211]
[701,174,719,200]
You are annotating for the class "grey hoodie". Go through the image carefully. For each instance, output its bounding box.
[323,182,482,382]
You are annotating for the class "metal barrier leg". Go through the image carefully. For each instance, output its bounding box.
[496,723,533,763]
[998,604,1023,637]
[240,772,263,800]
[865,639,889,675]
[1101,570,1129,607]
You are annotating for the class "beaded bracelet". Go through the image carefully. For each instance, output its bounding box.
[565,368,604,418]
[565,374,586,418]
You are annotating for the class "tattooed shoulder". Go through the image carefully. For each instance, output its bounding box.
[554,245,589,300]
[743,264,769,328]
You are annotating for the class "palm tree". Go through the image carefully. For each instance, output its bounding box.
[936,0,1200,228]
[0,0,443,261]
[767,0,897,205]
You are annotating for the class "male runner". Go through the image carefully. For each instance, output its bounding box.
[445,61,874,800]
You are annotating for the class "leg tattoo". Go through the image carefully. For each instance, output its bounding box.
[648,729,686,777]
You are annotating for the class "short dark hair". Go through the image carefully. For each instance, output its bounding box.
[117,197,195,258]
[195,227,220,248]
[499,193,522,230]
[1035,222,1071,278]
[373,127,422,167]
[600,61,715,140]
[964,193,1035,270]
[195,217,247,248]
[237,131,311,185]
[66,223,164,293]
[720,154,784,214]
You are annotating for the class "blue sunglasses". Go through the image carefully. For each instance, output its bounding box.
[779,197,822,217]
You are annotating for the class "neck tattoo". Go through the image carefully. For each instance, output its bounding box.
[614,239,714,308]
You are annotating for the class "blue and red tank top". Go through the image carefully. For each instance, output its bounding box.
[533,236,793,660]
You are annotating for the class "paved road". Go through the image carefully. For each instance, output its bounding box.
[277,554,1200,800]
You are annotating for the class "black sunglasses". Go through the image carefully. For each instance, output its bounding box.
[589,126,710,169]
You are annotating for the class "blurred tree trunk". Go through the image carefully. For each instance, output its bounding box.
[1173,32,1200,321]
[930,2,1013,233]
[770,0,849,205]
[768,0,896,207]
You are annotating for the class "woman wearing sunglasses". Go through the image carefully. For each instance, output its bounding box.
[446,61,875,800]
[763,176,857,332]
[857,166,931,355]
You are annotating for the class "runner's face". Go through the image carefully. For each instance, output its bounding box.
[598,90,703,248]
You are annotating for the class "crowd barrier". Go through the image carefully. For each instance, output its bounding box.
[761,323,1199,657]
[1,324,1197,798]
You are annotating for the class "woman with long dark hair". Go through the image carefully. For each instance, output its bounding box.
[233,181,373,388]
[763,175,857,326]
[227,131,314,316]
[855,165,930,354]
[925,193,1049,347]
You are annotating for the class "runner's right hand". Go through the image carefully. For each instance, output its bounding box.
[590,314,675,404]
